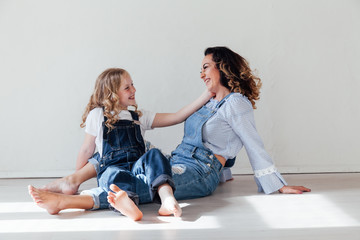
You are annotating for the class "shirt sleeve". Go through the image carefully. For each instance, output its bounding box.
[139,109,156,131]
[225,97,287,194]
[85,108,102,137]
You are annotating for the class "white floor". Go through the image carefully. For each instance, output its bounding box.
[1,173,360,240]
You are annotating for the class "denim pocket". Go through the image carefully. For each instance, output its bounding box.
[192,153,212,177]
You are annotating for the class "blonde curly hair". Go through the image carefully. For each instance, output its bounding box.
[204,47,262,109]
[80,68,140,131]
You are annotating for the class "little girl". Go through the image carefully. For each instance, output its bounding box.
[28,68,212,221]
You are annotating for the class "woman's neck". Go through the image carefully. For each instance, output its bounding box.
[214,87,231,102]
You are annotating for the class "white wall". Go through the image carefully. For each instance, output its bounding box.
[0,0,359,178]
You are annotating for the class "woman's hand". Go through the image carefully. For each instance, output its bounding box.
[279,186,311,194]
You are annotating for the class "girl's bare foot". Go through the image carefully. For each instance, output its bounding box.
[157,183,182,217]
[28,185,94,215]
[40,163,97,195]
[107,184,143,221]
[158,196,182,217]
[28,185,66,214]
[40,175,79,195]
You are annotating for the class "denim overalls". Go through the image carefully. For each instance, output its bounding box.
[84,111,175,209]
[170,94,233,200]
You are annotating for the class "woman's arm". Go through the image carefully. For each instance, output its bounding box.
[75,133,96,170]
[227,97,310,194]
[151,90,214,128]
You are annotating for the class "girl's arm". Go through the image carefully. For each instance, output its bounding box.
[152,90,214,128]
[75,133,96,170]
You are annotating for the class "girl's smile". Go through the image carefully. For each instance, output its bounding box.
[117,73,137,108]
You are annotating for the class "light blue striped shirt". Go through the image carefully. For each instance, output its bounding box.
[202,93,287,194]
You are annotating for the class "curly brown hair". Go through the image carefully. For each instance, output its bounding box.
[204,47,262,109]
[80,68,140,131]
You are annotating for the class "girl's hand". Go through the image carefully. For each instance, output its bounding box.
[200,89,215,101]
[279,185,311,194]
[151,89,215,128]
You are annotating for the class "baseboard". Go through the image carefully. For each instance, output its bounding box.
[229,166,360,175]
[1,166,359,179]
[0,170,74,178]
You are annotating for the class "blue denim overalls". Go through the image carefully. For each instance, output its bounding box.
[170,94,233,200]
[86,111,175,209]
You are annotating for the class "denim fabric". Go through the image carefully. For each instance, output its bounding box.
[170,94,233,200]
[83,111,174,210]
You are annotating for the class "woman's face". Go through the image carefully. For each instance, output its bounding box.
[200,54,221,93]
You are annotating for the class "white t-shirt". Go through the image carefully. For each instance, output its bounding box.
[85,108,156,157]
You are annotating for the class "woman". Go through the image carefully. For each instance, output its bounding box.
[169,46,309,199]
[31,47,309,215]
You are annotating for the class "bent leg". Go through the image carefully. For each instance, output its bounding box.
[133,148,175,202]
[133,149,181,217]
[170,156,220,200]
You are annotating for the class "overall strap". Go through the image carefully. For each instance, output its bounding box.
[129,110,139,121]
[129,110,145,153]
[215,93,234,109]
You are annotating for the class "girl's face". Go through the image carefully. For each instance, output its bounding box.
[117,73,136,108]
[200,54,221,93]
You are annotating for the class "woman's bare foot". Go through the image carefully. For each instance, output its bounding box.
[40,175,79,195]
[28,185,94,215]
[158,196,182,217]
[28,185,66,214]
[107,184,143,221]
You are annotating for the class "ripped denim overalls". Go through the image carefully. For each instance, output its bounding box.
[170,94,233,200]
[84,111,175,210]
